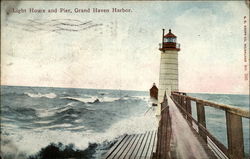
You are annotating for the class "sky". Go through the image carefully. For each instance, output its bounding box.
[1,1,249,94]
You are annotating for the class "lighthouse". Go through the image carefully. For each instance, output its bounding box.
[157,29,180,115]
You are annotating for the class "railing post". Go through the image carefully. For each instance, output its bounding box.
[180,96,185,115]
[226,111,244,159]
[181,96,184,106]
[178,96,180,103]
[196,101,207,143]
[183,96,187,119]
[186,98,192,125]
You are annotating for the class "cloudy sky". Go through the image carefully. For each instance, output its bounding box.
[1,1,249,94]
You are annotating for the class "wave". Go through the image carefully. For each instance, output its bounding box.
[61,96,120,104]
[36,108,57,118]
[33,120,55,124]
[24,92,57,99]
[4,106,38,119]
[36,105,93,119]
[4,101,93,120]
[61,97,96,103]
[35,123,73,130]
[102,97,120,102]
[1,136,27,159]
[67,125,86,130]
[1,123,19,128]
[1,112,157,158]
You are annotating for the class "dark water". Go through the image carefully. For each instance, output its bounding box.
[1,85,152,159]
[0,86,249,159]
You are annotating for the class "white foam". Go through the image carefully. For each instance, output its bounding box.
[60,96,97,103]
[1,117,14,121]
[61,96,120,103]
[36,108,56,118]
[1,136,27,159]
[67,102,76,106]
[34,120,54,124]
[1,112,158,156]
[132,95,149,100]
[105,112,158,136]
[1,123,18,128]
[35,123,73,130]
[36,102,77,118]
[67,125,86,130]
[100,97,120,102]
[56,106,73,113]
[25,92,57,99]
[74,119,83,123]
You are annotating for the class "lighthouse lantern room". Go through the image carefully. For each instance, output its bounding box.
[160,29,180,51]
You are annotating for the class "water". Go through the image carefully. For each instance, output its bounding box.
[1,85,156,159]
[0,86,249,159]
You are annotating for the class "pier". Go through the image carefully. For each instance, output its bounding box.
[104,29,249,159]
[104,92,250,159]
[171,92,250,159]
[104,131,157,159]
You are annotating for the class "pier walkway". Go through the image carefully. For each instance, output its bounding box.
[103,131,157,159]
[104,92,250,159]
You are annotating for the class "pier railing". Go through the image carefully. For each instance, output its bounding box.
[171,92,250,159]
[155,94,171,159]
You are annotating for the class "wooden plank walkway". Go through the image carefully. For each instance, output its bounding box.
[104,95,219,159]
[103,131,157,159]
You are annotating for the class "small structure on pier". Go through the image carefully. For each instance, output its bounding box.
[150,83,158,106]
[150,83,158,100]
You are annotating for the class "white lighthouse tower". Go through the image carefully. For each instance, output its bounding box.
[157,29,180,115]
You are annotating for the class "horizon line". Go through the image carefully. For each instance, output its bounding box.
[1,84,249,95]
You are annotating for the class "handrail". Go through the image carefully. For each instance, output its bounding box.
[172,97,229,156]
[171,91,249,159]
[171,92,250,118]
[155,93,171,159]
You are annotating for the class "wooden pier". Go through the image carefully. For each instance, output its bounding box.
[104,92,250,159]
[171,92,250,159]
[104,131,157,159]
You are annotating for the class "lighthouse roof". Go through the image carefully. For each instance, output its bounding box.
[150,83,158,90]
[164,29,177,38]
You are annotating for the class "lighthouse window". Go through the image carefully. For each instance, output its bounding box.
[167,38,172,42]
[168,38,176,42]
[164,37,176,42]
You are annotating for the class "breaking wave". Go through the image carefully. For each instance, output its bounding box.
[61,96,122,104]
[1,111,157,159]
[1,86,153,159]
[24,92,57,99]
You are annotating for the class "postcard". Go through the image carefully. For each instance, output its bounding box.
[1,1,249,159]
